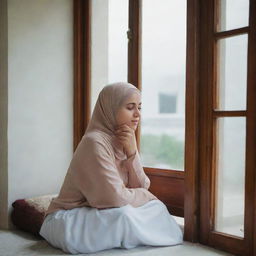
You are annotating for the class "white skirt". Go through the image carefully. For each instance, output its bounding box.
[39,199,183,254]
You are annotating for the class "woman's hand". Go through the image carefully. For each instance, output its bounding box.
[114,124,137,158]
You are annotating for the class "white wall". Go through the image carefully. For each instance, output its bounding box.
[0,0,73,229]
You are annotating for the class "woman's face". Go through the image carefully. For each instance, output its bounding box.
[115,92,142,131]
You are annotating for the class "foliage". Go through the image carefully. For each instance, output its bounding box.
[140,133,184,170]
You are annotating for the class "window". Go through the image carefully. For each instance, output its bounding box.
[140,0,186,171]
[199,0,256,255]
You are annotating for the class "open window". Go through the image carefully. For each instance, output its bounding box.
[199,0,256,255]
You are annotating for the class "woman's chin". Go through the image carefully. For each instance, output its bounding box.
[131,125,137,131]
[124,122,138,131]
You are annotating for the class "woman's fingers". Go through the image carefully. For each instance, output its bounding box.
[115,124,132,131]
[115,130,131,136]
[115,125,133,134]
[115,134,131,141]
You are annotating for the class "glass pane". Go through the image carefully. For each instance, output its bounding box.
[91,0,128,112]
[217,0,249,32]
[140,0,186,170]
[216,35,248,110]
[215,117,246,237]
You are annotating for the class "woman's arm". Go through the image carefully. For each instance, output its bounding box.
[121,150,151,189]
[114,124,150,189]
[71,138,157,209]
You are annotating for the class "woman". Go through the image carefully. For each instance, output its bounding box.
[39,82,183,254]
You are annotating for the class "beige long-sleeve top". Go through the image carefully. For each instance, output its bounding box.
[45,133,157,217]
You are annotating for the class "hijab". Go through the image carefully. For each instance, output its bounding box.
[83,82,141,160]
[85,82,140,134]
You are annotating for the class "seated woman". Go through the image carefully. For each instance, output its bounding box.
[39,82,183,254]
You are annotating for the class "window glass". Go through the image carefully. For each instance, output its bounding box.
[215,117,246,238]
[140,0,186,170]
[216,35,248,110]
[216,0,249,32]
[91,0,128,112]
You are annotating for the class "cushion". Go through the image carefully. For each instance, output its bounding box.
[11,194,57,237]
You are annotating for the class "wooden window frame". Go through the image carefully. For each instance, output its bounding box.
[73,0,91,149]
[73,0,200,243]
[183,0,200,242]
[199,0,256,255]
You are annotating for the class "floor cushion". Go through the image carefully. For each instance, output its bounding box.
[11,194,57,237]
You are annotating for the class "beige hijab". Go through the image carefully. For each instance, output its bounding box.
[84,82,141,159]
[86,82,140,134]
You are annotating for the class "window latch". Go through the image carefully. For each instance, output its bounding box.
[127,29,132,41]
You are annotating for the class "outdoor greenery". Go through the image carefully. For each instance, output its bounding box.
[140,133,184,170]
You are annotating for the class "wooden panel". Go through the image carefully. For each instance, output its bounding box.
[73,0,91,150]
[184,0,200,242]
[213,110,246,117]
[128,0,141,88]
[209,232,245,256]
[128,0,142,151]
[199,0,214,245]
[214,27,249,39]
[146,170,184,217]
[246,0,256,255]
